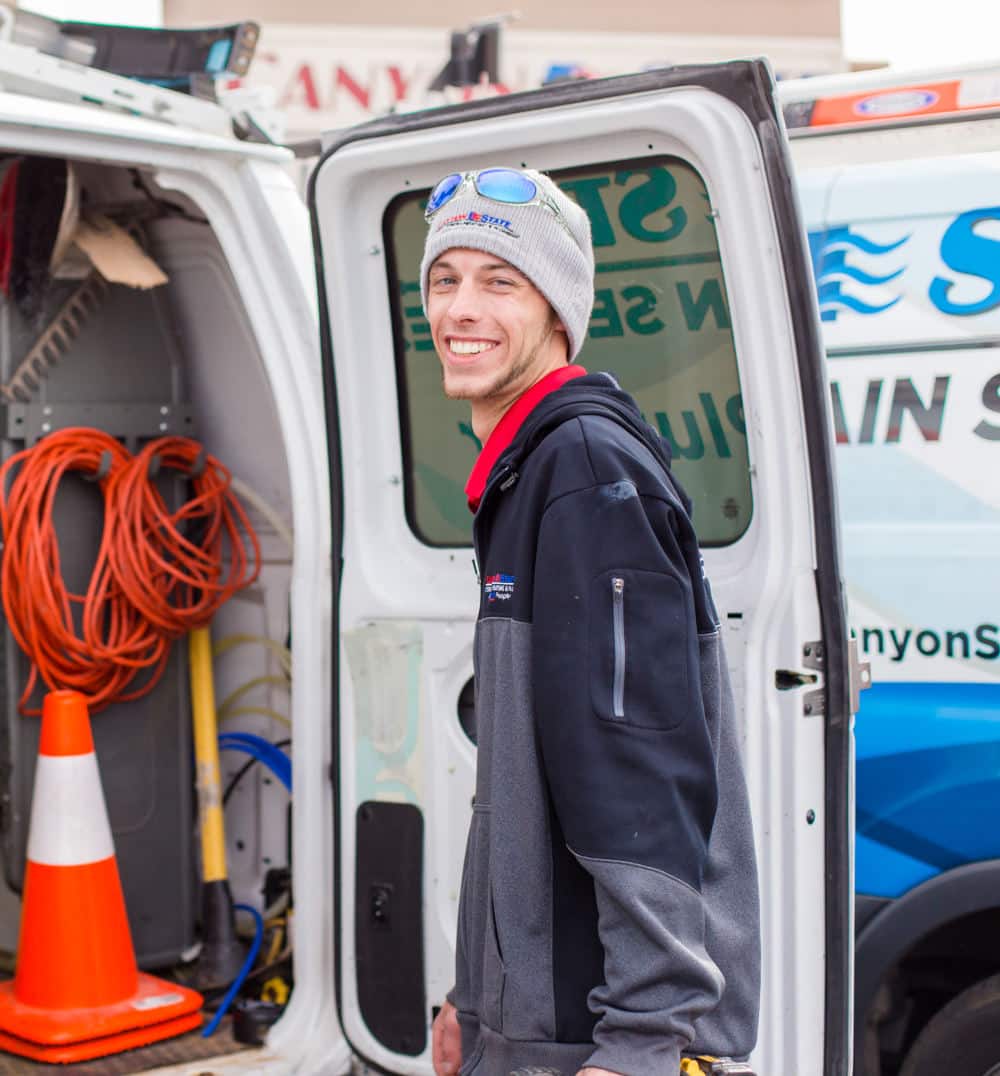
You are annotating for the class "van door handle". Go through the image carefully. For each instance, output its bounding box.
[774,669,819,690]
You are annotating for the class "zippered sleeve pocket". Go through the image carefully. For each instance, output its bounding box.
[590,568,693,731]
[611,577,626,718]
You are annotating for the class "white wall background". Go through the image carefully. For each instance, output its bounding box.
[843,0,1000,67]
[21,1,162,25]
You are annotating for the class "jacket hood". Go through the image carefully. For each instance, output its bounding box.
[499,371,692,515]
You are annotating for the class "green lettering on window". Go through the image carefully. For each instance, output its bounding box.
[616,168,687,243]
[589,288,624,338]
[622,285,665,335]
[655,410,705,460]
[700,392,732,458]
[559,176,616,247]
[677,279,731,331]
[458,422,482,452]
[725,393,746,436]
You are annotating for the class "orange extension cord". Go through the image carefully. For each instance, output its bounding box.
[0,428,260,714]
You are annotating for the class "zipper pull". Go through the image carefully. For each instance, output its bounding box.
[499,470,519,492]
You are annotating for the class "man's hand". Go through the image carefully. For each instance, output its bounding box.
[432,1000,462,1076]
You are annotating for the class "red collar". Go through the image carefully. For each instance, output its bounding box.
[465,365,586,512]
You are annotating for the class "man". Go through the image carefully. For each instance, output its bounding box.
[422,167,760,1076]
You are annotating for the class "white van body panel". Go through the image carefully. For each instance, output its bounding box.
[785,80,1000,1069]
[794,146,1000,691]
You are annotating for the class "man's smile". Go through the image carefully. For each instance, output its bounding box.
[446,336,500,359]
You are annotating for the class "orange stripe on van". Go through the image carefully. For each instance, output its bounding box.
[808,79,998,127]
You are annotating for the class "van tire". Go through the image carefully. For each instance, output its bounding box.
[899,974,1000,1076]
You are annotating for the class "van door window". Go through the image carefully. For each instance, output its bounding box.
[384,157,751,547]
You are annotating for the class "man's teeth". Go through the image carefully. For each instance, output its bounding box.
[450,340,495,355]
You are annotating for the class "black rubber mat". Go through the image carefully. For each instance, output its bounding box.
[0,1018,256,1074]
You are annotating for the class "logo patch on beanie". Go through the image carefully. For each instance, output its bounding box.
[440,211,518,238]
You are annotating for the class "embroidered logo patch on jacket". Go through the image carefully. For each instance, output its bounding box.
[484,573,516,603]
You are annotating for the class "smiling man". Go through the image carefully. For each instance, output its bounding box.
[422,168,760,1076]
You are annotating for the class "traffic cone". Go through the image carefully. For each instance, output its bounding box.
[0,690,204,1063]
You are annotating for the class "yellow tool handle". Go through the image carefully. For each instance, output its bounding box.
[190,626,227,883]
[681,1058,721,1075]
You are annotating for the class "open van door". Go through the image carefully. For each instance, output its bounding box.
[309,62,855,1076]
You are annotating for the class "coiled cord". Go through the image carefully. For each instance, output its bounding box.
[0,428,260,714]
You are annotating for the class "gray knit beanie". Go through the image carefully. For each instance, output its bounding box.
[420,169,595,359]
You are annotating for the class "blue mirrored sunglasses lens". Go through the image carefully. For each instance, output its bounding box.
[476,168,537,204]
[426,173,462,214]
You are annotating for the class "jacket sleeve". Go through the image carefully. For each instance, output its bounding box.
[532,479,724,1075]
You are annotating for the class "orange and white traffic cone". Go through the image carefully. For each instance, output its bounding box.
[0,690,204,1063]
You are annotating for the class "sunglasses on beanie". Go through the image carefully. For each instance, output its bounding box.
[424,167,580,246]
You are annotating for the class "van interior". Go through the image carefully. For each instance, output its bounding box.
[0,153,293,1071]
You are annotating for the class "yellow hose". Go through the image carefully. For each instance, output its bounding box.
[218,704,291,729]
[217,675,289,718]
[190,626,228,883]
[212,633,292,678]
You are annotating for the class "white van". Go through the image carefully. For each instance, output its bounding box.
[783,67,1000,1076]
[0,17,856,1076]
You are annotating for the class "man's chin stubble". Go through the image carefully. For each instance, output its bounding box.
[444,367,524,402]
[441,326,553,402]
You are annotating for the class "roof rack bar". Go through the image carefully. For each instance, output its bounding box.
[778,62,1000,132]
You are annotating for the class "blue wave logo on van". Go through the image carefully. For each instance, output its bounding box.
[809,227,909,322]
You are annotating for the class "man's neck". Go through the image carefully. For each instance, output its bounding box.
[471,359,569,444]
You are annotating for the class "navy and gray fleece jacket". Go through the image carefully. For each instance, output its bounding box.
[452,371,761,1076]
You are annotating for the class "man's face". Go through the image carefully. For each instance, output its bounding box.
[426,248,566,402]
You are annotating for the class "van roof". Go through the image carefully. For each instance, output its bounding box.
[0,79,291,162]
[0,8,287,159]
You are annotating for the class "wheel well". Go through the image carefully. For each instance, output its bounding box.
[867,908,1000,1076]
[855,861,1000,1076]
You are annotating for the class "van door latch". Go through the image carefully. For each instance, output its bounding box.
[774,641,824,715]
[797,638,872,716]
[800,640,826,716]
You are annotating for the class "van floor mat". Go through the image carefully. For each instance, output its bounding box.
[0,1018,256,1073]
